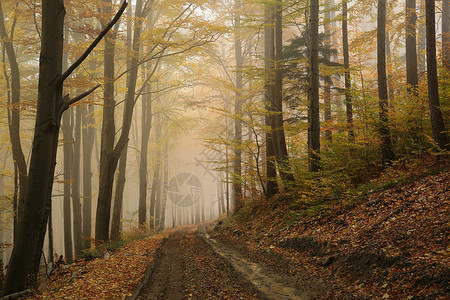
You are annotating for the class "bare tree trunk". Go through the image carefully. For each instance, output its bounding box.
[63,104,73,263]
[110,144,128,240]
[233,0,243,209]
[47,202,54,265]
[1,2,125,293]
[418,1,426,73]
[0,2,28,243]
[443,0,450,69]
[377,0,395,166]
[309,0,321,172]
[95,0,118,242]
[111,5,133,240]
[264,1,277,198]
[96,0,145,241]
[406,0,419,96]
[342,0,354,142]
[72,107,83,257]
[324,0,333,143]
[274,0,294,182]
[82,104,94,249]
[159,119,169,230]
[149,117,162,230]
[1,0,65,294]
[139,77,152,226]
[426,0,449,150]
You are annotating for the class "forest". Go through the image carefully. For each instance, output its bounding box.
[0,0,448,298]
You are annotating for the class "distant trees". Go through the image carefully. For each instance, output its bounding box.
[0,2,28,243]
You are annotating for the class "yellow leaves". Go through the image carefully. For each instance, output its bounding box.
[28,232,170,300]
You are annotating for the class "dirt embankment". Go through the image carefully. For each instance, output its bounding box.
[218,171,450,299]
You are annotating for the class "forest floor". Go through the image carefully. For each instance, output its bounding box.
[218,168,450,299]
[21,167,449,299]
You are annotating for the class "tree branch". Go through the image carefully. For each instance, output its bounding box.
[59,1,128,84]
[60,84,101,114]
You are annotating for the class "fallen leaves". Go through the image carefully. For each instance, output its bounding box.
[27,232,169,300]
[220,170,450,299]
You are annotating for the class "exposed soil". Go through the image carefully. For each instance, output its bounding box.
[136,226,263,299]
[217,170,450,299]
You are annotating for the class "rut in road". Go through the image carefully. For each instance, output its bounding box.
[136,227,262,299]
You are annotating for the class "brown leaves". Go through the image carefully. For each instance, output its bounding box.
[28,232,169,300]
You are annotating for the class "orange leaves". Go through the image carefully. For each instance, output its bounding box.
[28,232,169,300]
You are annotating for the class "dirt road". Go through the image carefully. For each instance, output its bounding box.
[135,225,330,300]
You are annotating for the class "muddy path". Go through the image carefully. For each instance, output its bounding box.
[135,225,332,300]
[136,227,263,299]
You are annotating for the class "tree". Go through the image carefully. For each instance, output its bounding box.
[1,1,126,295]
[110,4,132,240]
[406,0,419,96]
[72,107,83,257]
[95,0,140,242]
[323,0,333,142]
[425,0,449,151]
[377,0,395,166]
[81,103,95,249]
[62,110,74,262]
[309,0,320,172]
[273,0,294,182]
[264,0,277,198]
[342,0,354,141]
[149,116,162,229]
[443,0,449,69]
[0,2,28,242]
[233,0,243,208]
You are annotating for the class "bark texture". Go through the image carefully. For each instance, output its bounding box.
[377,0,395,165]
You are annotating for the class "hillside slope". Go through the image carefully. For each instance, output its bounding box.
[218,170,449,299]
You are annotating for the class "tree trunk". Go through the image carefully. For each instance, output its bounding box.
[47,202,54,265]
[274,0,294,183]
[0,2,28,243]
[377,0,395,166]
[110,144,128,240]
[324,0,333,143]
[1,0,65,294]
[81,104,94,249]
[63,109,73,262]
[426,0,449,150]
[72,107,83,257]
[1,2,125,293]
[149,117,162,230]
[111,5,133,240]
[309,0,321,172]
[95,0,145,241]
[95,0,118,242]
[139,78,152,226]
[406,0,419,96]
[158,119,169,230]
[443,0,450,69]
[233,0,243,209]
[264,1,277,198]
[342,0,354,142]
[417,1,426,73]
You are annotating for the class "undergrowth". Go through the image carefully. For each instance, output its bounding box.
[82,225,150,260]
[224,154,448,232]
